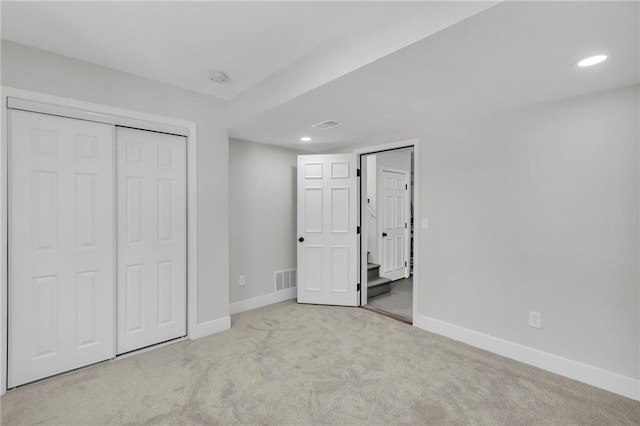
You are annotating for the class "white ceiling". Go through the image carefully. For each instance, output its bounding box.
[230,1,639,152]
[3,1,637,153]
[1,1,396,100]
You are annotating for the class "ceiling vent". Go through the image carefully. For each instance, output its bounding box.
[311,120,342,130]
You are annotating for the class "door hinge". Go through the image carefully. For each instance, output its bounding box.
[357,226,361,234]
[357,168,361,177]
[405,261,407,267]
[357,283,361,291]
[405,184,408,190]
[405,223,407,228]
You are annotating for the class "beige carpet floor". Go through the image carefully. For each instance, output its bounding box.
[1,300,639,425]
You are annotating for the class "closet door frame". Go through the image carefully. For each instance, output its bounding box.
[0,86,199,395]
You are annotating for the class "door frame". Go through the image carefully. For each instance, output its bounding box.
[0,86,199,395]
[355,139,419,323]
[377,167,411,281]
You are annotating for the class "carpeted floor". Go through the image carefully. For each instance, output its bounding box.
[1,300,639,425]
[367,276,413,321]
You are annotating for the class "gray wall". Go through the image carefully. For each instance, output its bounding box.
[1,40,230,324]
[417,85,639,378]
[229,139,300,303]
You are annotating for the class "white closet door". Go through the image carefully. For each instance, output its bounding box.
[116,127,187,354]
[9,110,115,387]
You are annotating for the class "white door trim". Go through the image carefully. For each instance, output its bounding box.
[0,86,199,395]
[355,139,418,323]
[7,97,190,137]
[377,166,411,280]
[360,156,370,304]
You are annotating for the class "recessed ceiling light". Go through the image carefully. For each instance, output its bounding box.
[300,137,312,142]
[577,55,607,67]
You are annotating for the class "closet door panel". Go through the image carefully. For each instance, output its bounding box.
[116,127,186,354]
[9,110,115,387]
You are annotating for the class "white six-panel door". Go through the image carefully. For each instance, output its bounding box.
[297,154,358,306]
[379,169,410,281]
[116,127,187,354]
[9,110,115,387]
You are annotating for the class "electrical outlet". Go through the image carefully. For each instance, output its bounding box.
[239,275,246,287]
[529,311,542,329]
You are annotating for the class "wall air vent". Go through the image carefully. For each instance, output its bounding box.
[311,120,342,130]
[274,268,297,292]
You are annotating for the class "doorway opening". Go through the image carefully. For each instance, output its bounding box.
[360,147,414,323]
[296,139,418,319]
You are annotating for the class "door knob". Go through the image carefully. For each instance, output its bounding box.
[298,237,304,242]
[382,232,387,237]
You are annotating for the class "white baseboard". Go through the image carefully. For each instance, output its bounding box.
[230,287,297,315]
[191,316,231,340]
[414,314,640,401]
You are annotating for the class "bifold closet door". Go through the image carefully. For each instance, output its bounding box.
[116,127,187,354]
[8,110,115,387]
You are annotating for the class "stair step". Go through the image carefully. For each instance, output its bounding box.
[368,277,392,288]
[367,263,381,281]
[367,277,391,298]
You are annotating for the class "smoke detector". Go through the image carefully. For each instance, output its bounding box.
[209,71,230,84]
[311,120,342,130]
